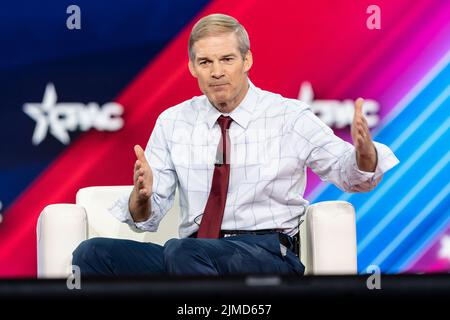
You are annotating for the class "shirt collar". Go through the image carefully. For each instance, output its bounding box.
[205,79,258,130]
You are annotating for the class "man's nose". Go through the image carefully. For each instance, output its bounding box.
[211,62,224,79]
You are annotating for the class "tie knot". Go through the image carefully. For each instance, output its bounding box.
[217,115,233,130]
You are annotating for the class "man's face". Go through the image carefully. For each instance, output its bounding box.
[189,32,253,113]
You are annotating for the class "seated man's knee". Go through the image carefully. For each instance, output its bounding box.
[72,237,112,267]
[164,238,202,263]
[164,238,219,275]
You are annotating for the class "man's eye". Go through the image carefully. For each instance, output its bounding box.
[199,61,209,65]
[223,58,233,62]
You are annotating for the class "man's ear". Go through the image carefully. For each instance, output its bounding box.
[188,60,198,78]
[243,50,253,73]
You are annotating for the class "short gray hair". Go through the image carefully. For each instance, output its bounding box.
[188,13,250,61]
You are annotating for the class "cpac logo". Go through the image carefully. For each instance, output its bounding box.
[23,83,124,145]
[298,82,379,128]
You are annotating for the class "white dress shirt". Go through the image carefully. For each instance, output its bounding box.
[109,80,399,237]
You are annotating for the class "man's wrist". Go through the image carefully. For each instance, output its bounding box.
[356,145,378,172]
[129,189,152,222]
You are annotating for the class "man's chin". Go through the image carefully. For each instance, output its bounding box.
[210,95,229,107]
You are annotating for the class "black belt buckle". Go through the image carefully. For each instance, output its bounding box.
[278,232,300,257]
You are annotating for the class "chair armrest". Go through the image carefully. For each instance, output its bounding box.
[37,204,87,278]
[302,201,357,275]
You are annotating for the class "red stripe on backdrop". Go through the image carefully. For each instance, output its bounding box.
[0,0,433,276]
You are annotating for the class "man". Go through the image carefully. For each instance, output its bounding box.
[73,14,399,276]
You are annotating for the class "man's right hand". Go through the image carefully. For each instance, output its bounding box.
[129,145,153,221]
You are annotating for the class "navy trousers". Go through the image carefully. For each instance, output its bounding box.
[72,233,305,277]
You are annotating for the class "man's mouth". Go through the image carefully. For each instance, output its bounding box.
[210,83,228,87]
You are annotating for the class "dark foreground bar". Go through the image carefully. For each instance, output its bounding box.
[0,274,448,313]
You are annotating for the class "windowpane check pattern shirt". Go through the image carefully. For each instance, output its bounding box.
[110,81,399,237]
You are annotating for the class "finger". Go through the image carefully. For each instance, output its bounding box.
[139,188,149,198]
[373,179,379,188]
[357,114,370,132]
[134,174,141,186]
[349,185,365,193]
[357,126,366,140]
[356,136,365,150]
[350,182,370,193]
[361,126,371,141]
[134,168,141,180]
[134,145,147,163]
[355,118,370,138]
[373,176,382,186]
[354,97,364,116]
[359,118,369,132]
[353,186,369,193]
[137,176,145,189]
[355,116,367,129]
[354,122,365,138]
[360,122,372,141]
[134,165,142,182]
[360,114,369,127]
[352,113,363,132]
[134,160,141,172]
[354,109,371,136]
[358,136,365,145]
[134,168,146,183]
[349,185,363,192]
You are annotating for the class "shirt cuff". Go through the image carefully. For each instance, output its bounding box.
[349,141,400,184]
[108,193,164,232]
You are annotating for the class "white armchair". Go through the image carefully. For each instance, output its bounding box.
[36,186,357,278]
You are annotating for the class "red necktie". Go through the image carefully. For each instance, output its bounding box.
[197,115,233,238]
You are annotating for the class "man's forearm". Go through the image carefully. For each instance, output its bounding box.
[129,187,152,222]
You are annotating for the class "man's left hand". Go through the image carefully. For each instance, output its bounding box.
[351,98,377,172]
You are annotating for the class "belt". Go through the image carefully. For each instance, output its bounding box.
[189,229,299,256]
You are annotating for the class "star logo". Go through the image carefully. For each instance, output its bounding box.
[23,83,124,145]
